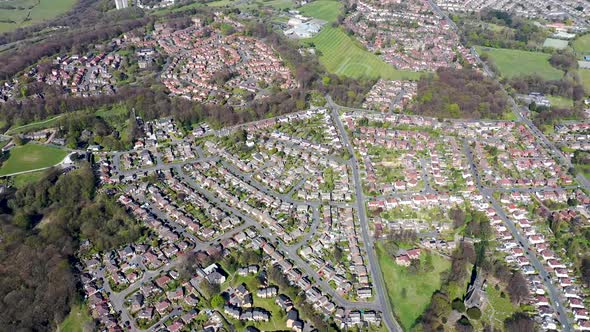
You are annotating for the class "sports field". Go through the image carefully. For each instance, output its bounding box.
[547,95,574,109]
[0,144,68,176]
[299,0,341,23]
[306,27,421,80]
[475,46,564,80]
[0,0,77,33]
[377,243,451,330]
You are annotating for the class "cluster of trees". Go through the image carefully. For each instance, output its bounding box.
[549,51,578,71]
[509,74,585,101]
[455,10,547,51]
[414,68,509,119]
[0,166,144,331]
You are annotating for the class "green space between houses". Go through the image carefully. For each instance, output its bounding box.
[299,0,341,23]
[304,27,422,80]
[57,303,93,332]
[376,242,451,330]
[482,283,520,330]
[0,144,68,176]
[475,46,564,80]
[0,0,78,33]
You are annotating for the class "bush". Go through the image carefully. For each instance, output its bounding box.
[467,307,482,320]
[452,298,466,312]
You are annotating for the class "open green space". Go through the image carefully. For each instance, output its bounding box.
[475,46,564,80]
[0,144,68,176]
[58,304,93,332]
[572,34,590,57]
[577,69,590,94]
[376,243,451,330]
[483,284,520,330]
[0,0,77,33]
[542,38,569,50]
[547,95,574,108]
[299,0,341,23]
[305,27,421,80]
[5,115,64,135]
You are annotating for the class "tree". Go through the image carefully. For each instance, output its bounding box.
[507,271,529,305]
[504,312,535,332]
[581,257,590,288]
[466,307,482,320]
[452,298,466,312]
[210,294,225,308]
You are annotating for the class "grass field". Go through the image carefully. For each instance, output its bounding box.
[5,115,64,135]
[305,27,421,80]
[475,46,564,80]
[58,304,92,332]
[483,284,520,330]
[299,0,341,23]
[547,95,574,108]
[0,144,68,176]
[573,34,590,57]
[377,243,451,330]
[577,69,590,93]
[0,0,77,33]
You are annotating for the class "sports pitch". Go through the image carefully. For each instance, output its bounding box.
[306,27,421,80]
[476,46,564,80]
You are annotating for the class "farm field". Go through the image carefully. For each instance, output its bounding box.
[299,0,341,23]
[305,27,421,80]
[0,144,68,176]
[377,243,451,331]
[0,0,77,33]
[475,46,564,80]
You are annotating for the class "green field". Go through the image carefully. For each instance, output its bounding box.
[483,284,520,330]
[299,0,341,23]
[377,243,451,330]
[547,95,574,108]
[476,46,564,80]
[0,144,68,176]
[577,69,590,93]
[305,27,421,80]
[573,34,590,57]
[0,0,78,33]
[58,304,93,332]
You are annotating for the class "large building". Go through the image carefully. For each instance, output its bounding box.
[114,0,129,10]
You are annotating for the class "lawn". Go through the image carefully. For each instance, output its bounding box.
[483,284,520,331]
[0,144,68,176]
[304,27,422,80]
[577,69,590,94]
[572,34,590,57]
[0,0,77,33]
[5,115,64,135]
[547,95,574,108]
[12,170,46,188]
[475,46,564,80]
[376,243,451,330]
[58,304,93,332]
[299,0,341,23]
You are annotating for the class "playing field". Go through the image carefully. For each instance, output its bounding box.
[578,69,590,93]
[475,46,564,80]
[377,243,451,330]
[547,95,574,109]
[0,0,77,33]
[0,144,68,176]
[306,27,421,80]
[299,0,341,23]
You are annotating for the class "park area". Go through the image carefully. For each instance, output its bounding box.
[299,0,341,23]
[0,0,77,32]
[304,27,421,80]
[475,46,564,80]
[0,143,68,176]
[376,243,451,330]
